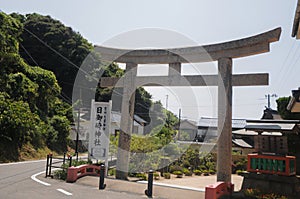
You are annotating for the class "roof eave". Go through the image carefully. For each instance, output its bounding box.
[292,0,300,37]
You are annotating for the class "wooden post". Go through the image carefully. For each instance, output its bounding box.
[217,57,232,183]
[116,62,137,180]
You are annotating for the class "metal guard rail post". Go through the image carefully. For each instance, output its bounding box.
[45,153,72,178]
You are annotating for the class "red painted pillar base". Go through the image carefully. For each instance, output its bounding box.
[66,167,77,183]
[205,182,234,199]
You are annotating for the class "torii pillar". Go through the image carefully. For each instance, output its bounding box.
[217,57,233,182]
[116,62,137,179]
[97,27,281,181]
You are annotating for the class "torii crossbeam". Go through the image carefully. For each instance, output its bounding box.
[96,27,281,182]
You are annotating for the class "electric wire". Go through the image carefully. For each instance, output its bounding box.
[19,42,72,103]
[277,40,300,91]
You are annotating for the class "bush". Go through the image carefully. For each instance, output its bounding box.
[181,160,191,168]
[244,189,288,199]
[108,168,116,176]
[208,170,216,175]
[199,165,207,171]
[169,165,183,173]
[234,158,247,171]
[72,159,90,167]
[257,193,288,199]
[193,169,202,176]
[53,169,67,180]
[202,170,210,176]
[182,167,189,173]
[182,168,192,176]
[153,172,160,180]
[206,162,216,171]
[235,170,244,175]
[163,172,171,179]
[136,173,147,180]
[184,170,193,176]
[244,189,261,197]
[173,170,183,178]
[53,157,91,181]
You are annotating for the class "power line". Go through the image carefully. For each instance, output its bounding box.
[275,41,297,88]
[6,12,121,109]
[19,42,72,103]
[277,41,300,91]
[22,28,96,81]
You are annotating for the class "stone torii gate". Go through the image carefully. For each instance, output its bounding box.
[97,27,281,182]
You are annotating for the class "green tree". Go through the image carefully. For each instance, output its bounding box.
[276,97,300,156]
[16,13,93,101]
[277,97,300,120]
[0,93,46,161]
[135,87,152,123]
[15,13,156,125]
[0,12,72,161]
[0,12,23,53]
[95,65,154,124]
[49,116,71,152]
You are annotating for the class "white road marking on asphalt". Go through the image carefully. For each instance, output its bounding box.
[137,181,205,192]
[31,171,51,186]
[0,159,46,166]
[57,189,73,196]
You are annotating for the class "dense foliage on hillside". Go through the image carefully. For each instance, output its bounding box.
[0,12,72,161]
[15,13,154,124]
[16,13,93,102]
[0,11,178,162]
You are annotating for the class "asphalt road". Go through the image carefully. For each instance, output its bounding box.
[0,160,147,199]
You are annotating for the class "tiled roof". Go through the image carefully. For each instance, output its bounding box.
[133,114,147,124]
[245,123,296,132]
[198,117,246,129]
[232,138,253,148]
[233,129,283,136]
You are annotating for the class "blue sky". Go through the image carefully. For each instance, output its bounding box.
[1,0,300,120]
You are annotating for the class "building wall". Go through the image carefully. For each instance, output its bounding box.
[180,120,198,141]
[111,122,144,135]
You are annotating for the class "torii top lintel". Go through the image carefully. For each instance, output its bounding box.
[95,28,281,64]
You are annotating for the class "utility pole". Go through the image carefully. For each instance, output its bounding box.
[75,108,80,161]
[165,95,168,110]
[165,94,169,128]
[265,94,277,108]
[75,88,82,162]
[178,108,181,141]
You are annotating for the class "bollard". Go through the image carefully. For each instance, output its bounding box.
[48,154,53,178]
[145,170,153,198]
[99,164,106,189]
[63,153,66,166]
[68,155,72,167]
[45,154,50,177]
